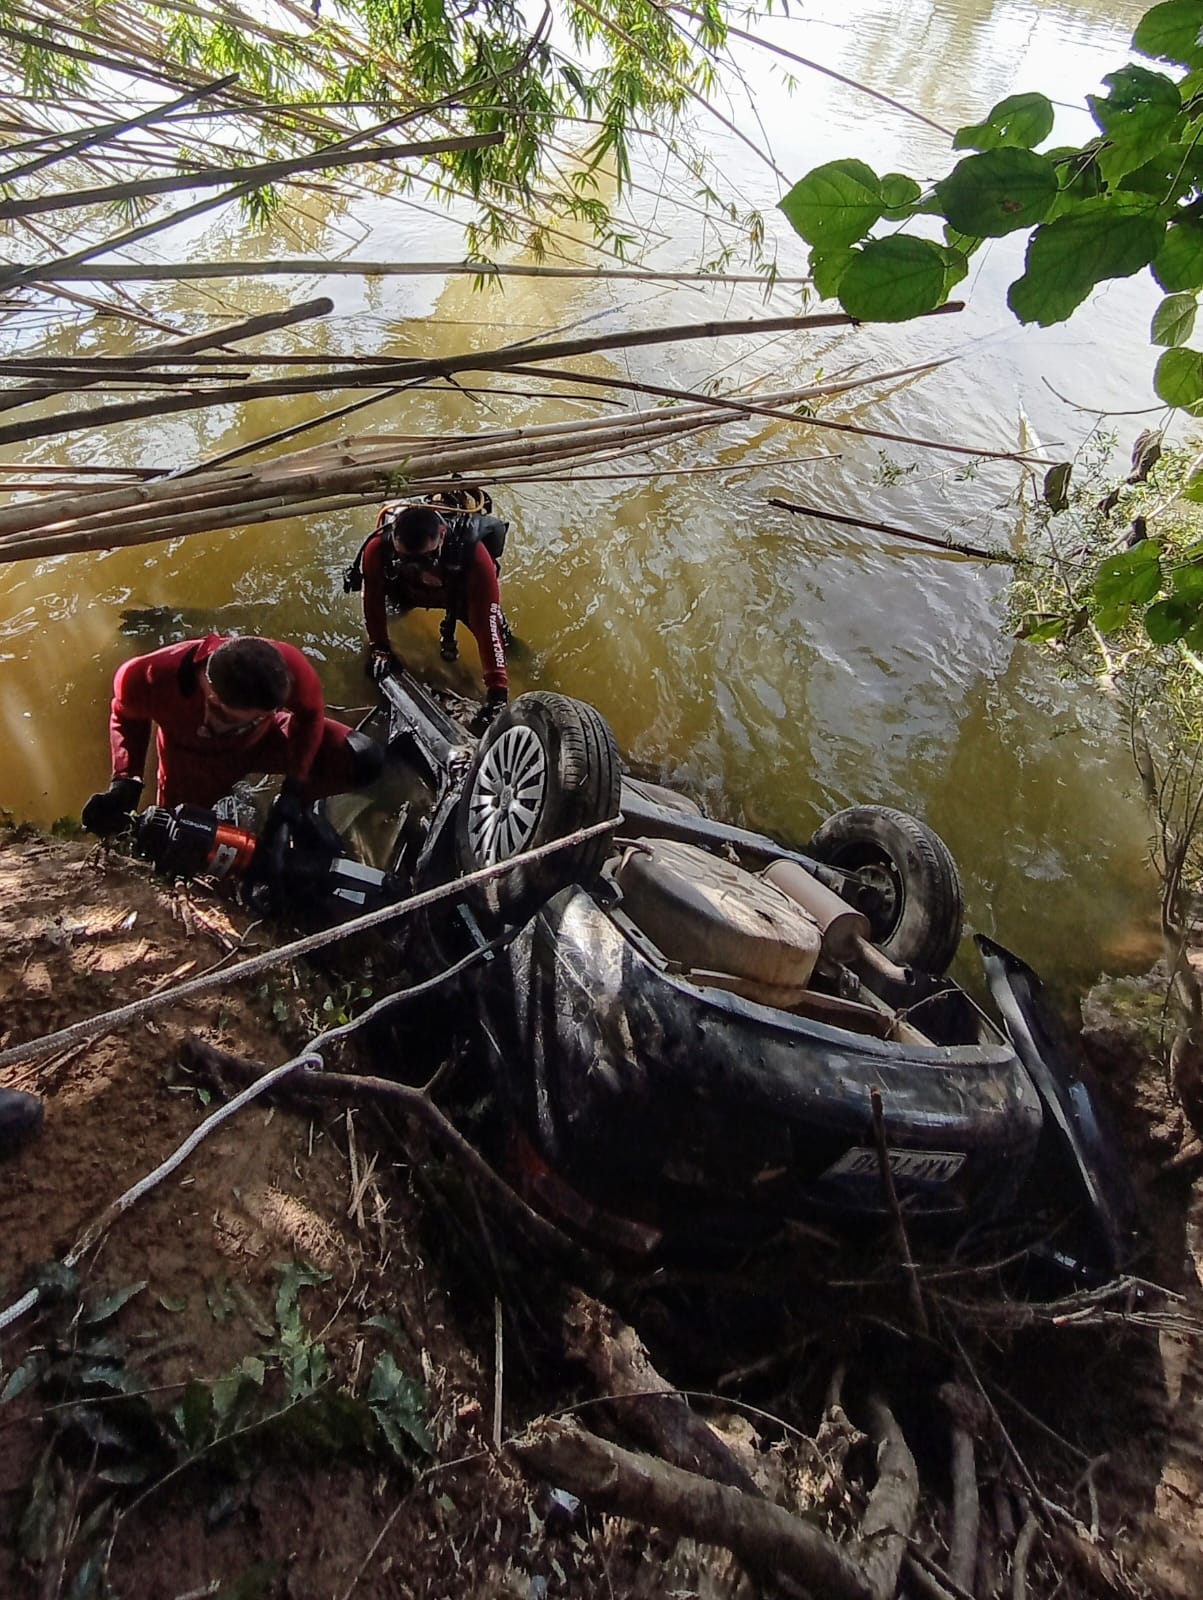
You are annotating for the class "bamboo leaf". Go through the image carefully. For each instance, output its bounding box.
[777,159,883,250]
[954,93,1055,151]
[935,148,1059,238]
[1152,292,1197,346]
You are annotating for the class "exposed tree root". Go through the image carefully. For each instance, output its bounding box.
[510,1416,875,1600]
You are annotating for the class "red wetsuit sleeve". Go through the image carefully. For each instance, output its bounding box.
[464,542,508,695]
[109,653,155,784]
[272,639,327,782]
[360,533,391,651]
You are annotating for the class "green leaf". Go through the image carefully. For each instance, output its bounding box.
[837,236,958,321]
[941,247,970,292]
[1043,462,1073,512]
[1007,199,1165,325]
[943,225,984,257]
[212,1356,265,1427]
[1089,65,1183,182]
[1093,541,1164,608]
[1144,596,1195,642]
[1,1356,45,1403]
[1022,617,1068,642]
[808,247,855,300]
[1153,218,1203,291]
[83,1280,147,1326]
[1093,604,1132,632]
[777,158,882,250]
[1134,2,1203,69]
[935,148,1059,238]
[954,93,1055,152]
[97,1460,152,1486]
[1171,560,1203,597]
[367,1352,433,1456]
[879,172,922,219]
[176,1380,214,1450]
[1153,291,1198,346]
[1155,344,1203,410]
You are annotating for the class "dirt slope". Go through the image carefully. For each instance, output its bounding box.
[2,830,1203,1600]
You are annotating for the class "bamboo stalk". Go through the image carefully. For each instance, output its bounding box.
[20,258,815,287]
[0,297,333,417]
[3,408,730,544]
[0,417,735,560]
[0,380,838,538]
[0,307,963,451]
[0,131,506,222]
[766,497,1013,563]
[506,361,1045,464]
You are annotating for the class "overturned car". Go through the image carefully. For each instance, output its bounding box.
[340,672,1135,1283]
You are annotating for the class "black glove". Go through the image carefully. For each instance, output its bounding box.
[367,645,402,684]
[470,688,508,735]
[82,777,143,837]
[246,779,306,907]
[263,777,306,849]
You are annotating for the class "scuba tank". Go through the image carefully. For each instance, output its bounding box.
[133,804,400,915]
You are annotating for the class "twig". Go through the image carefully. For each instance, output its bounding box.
[493,1297,504,1452]
[870,1087,930,1337]
[950,1330,1054,1534]
[511,1416,874,1600]
[0,930,523,1335]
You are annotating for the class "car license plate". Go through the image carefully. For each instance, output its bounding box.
[825,1147,966,1185]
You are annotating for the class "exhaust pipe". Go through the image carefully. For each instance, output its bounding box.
[762,858,913,988]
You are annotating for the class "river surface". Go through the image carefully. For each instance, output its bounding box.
[0,0,1167,991]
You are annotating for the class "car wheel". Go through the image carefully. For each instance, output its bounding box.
[455,692,621,921]
[808,804,964,974]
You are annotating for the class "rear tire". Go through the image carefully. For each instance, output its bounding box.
[808,805,964,974]
[455,692,620,922]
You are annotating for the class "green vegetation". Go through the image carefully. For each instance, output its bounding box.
[0,1261,431,1597]
[777,3,1203,662]
[0,0,770,263]
[779,3,1203,395]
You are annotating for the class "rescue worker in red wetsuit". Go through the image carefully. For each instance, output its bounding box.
[356,495,509,727]
[81,635,382,856]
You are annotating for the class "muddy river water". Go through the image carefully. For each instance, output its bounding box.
[0,0,1167,991]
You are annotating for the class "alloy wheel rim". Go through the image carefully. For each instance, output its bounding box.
[467,725,548,865]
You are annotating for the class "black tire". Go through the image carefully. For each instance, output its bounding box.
[455,691,621,922]
[808,805,964,974]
